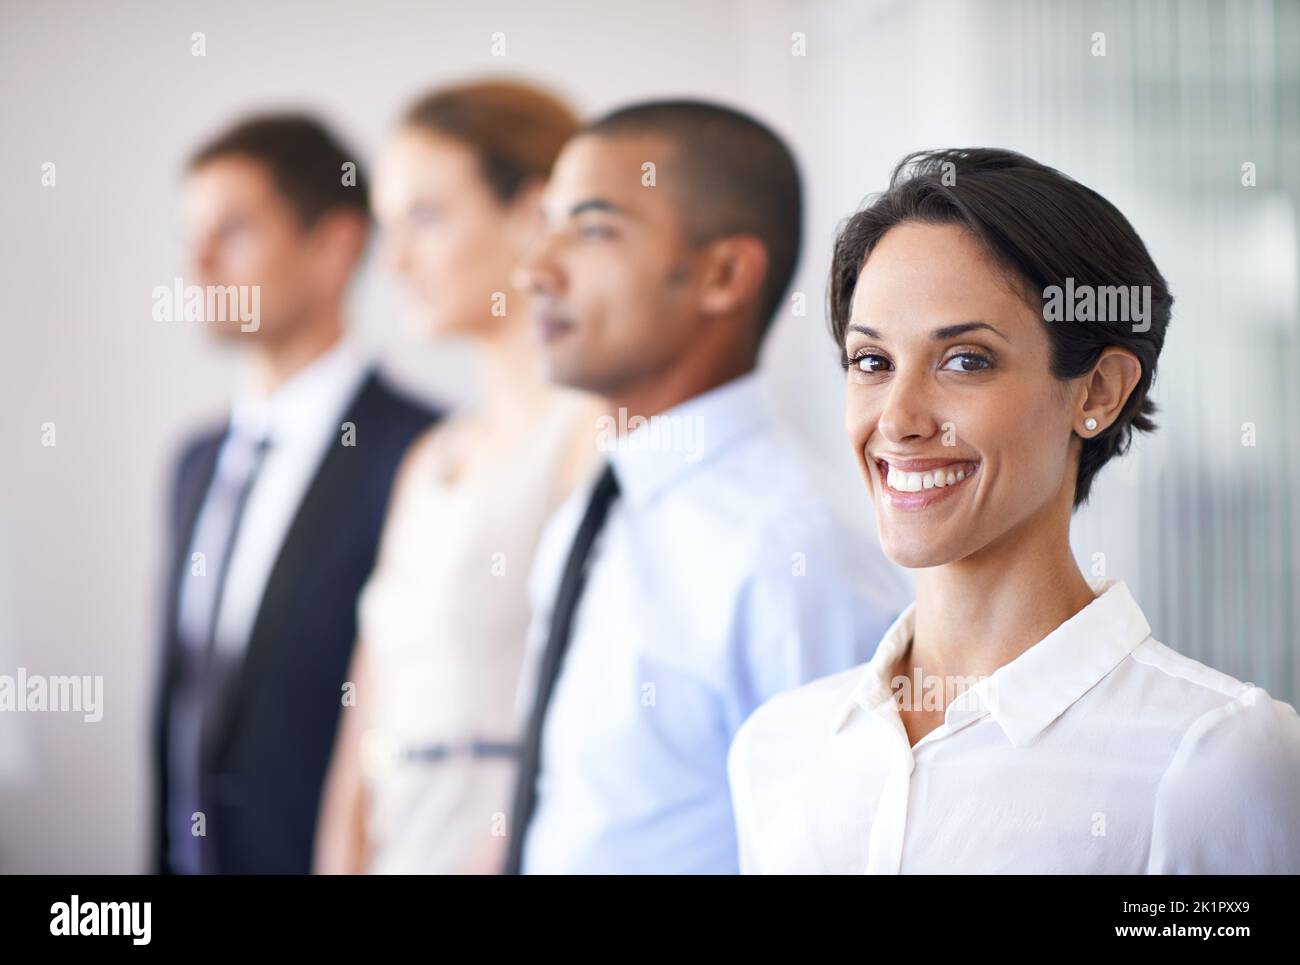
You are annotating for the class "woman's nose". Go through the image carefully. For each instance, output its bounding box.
[876,371,940,443]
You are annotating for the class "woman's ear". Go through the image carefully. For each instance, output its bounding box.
[1077,346,1142,437]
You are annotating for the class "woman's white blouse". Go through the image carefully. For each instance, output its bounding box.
[727,579,1300,873]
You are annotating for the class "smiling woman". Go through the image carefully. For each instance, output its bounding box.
[726,147,1300,875]
[832,147,1173,512]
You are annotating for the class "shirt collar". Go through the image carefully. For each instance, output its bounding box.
[228,337,369,447]
[829,602,917,733]
[831,578,1153,747]
[604,370,771,508]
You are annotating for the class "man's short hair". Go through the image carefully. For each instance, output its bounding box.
[585,100,802,339]
[189,113,369,228]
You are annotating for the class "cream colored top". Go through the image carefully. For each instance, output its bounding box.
[357,390,593,874]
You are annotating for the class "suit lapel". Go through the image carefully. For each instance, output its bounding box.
[205,373,384,764]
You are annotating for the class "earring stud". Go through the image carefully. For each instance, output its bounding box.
[1084,417,1098,432]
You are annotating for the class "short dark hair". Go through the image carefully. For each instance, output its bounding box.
[829,148,1173,507]
[586,99,802,339]
[189,113,369,227]
[402,79,580,204]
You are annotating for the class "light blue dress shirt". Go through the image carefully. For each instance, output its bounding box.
[516,371,906,873]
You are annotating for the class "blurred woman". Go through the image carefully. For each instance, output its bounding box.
[314,80,599,874]
[727,148,1300,873]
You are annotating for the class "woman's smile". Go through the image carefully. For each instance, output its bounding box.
[874,456,980,510]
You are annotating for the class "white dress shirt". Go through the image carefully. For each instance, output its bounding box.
[516,371,906,873]
[177,338,369,660]
[728,578,1300,873]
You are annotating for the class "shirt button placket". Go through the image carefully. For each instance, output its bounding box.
[864,712,915,874]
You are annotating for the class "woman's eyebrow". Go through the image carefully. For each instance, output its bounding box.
[845,321,1009,342]
[931,321,1010,342]
[846,324,882,338]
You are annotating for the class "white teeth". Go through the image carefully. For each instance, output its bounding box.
[882,462,976,493]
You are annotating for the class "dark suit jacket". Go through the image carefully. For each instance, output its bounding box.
[151,369,439,874]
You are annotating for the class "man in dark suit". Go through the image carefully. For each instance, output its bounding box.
[152,115,439,874]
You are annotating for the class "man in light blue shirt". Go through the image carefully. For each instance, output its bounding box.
[506,100,904,873]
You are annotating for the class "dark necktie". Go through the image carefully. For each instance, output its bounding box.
[168,428,271,874]
[504,461,621,874]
